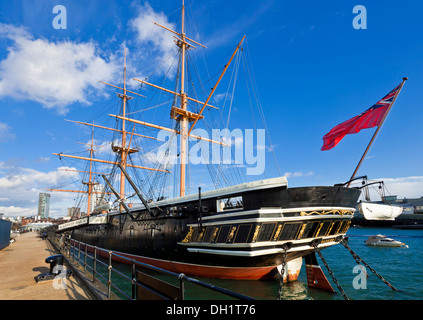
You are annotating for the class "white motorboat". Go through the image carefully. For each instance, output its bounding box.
[365,235,406,247]
[358,202,403,221]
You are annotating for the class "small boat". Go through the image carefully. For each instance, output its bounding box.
[356,180,403,221]
[358,202,403,221]
[364,234,406,247]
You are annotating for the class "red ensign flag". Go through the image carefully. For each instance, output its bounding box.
[321,84,401,151]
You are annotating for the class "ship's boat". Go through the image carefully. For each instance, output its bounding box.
[355,179,403,221]
[358,202,403,221]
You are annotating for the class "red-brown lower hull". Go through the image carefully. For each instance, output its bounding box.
[94,248,301,281]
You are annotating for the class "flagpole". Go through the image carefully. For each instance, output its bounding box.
[347,77,408,187]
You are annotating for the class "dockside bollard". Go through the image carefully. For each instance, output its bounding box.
[35,254,73,283]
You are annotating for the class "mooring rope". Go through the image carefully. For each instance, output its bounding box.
[340,237,398,292]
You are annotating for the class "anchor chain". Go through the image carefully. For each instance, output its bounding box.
[277,245,288,300]
[340,237,398,292]
[313,244,349,300]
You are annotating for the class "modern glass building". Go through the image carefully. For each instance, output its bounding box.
[38,193,50,219]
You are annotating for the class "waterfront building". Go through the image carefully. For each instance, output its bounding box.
[38,193,50,219]
[90,184,105,214]
[67,207,81,219]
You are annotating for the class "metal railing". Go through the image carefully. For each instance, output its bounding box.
[62,237,254,300]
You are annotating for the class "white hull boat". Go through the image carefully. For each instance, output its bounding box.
[365,235,406,247]
[358,202,403,221]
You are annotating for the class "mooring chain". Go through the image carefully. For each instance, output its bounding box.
[313,244,349,300]
[340,238,398,292]
[277,245,288,300]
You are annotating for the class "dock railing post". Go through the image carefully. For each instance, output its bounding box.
[107,251,112,298]
[131,259,136,300]
[179,274,185,300]
[93,246,97,284]
[84,244,87,272]
[71,240,74,262]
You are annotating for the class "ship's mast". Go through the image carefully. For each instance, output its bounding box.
[50,2,246,217]
[179,0,188,197]
[81,126,98,216]
[51,48,169,216]
[48,127,102,217]
[126,1,243,197]
[118,48,129,209]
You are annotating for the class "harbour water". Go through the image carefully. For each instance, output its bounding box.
[285,226,423,300]
[200,226,423,300]
[97,226,423,300]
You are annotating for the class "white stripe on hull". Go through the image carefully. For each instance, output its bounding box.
[184,235,344,257]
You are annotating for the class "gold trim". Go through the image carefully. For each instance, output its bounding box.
[321,237,336,244]
[197,228,206,242]
[252,225,261,242]
[300,209,354,217]
[210,227,219,242]
[182,226,194,243]
[227,226,237,243]
[273,224,283,241]
[315,222,324,237]
[297,223,308,239]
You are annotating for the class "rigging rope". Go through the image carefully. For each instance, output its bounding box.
[243,41,282,177]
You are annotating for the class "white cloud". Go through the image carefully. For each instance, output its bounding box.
[0,166,78,190]
[34,157,50,163]
[0,162,81,217]
[284,171,314,178]
[213,93,233,104]
[370,176,423,199]
[129,3,178,75]
[0,122,15,142]
[0,205,34,217]
[0,23,119,114]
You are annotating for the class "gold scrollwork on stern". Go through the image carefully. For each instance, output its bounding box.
[300,209,354,217]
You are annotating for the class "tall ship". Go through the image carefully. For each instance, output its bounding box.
[52,1,361,281]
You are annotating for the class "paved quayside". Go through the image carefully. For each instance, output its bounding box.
[0,231,96,300]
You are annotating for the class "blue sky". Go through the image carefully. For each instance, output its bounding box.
[0,0,422,218]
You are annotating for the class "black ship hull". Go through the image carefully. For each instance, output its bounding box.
[61,178,361,280]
